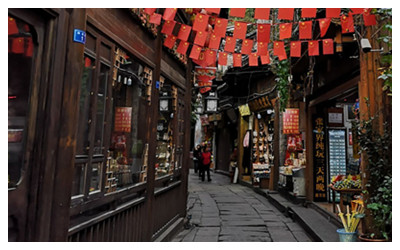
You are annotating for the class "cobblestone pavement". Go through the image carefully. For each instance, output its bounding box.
[171,169,313,242]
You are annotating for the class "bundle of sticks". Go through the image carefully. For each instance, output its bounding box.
[337,202,365,232]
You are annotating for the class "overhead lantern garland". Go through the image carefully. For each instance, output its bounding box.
[143,8,378,68]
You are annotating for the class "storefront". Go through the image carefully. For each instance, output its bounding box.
[305,74,361,213]
[8,8,192,242]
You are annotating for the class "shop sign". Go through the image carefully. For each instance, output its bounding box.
[238,104,251,116]
[313,116,327,202]
[283,108,299,134]
[114,107,132,132]
[73,29,86,44]
[328,107,344,127]
[208,113,222,122]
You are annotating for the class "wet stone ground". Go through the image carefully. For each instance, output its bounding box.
[171,169,312,242]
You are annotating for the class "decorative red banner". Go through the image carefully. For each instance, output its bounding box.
[218,51,228,66]
[257,23,271,43]
[189,44,202,60]
[290,41,302,57]
[363,9,377,26]
[233,21,247,40]
[214,18,228,37]
[177,24,191,41]
[161,20,176,35]
[318,18,331,37]
[273,41,286,58]
[224,36,236,53]
[241,39,254,55]
[249,53,258,66]
[163,35,176,49]
[260,53,270,65]
[198,81,212,94]
[230,8,246,18]
[205,8,220,15]
[283,108,299,134]
[114,107,132,133]
[299,21,312,40]
[205,49,217,66]
[278,8,294,20]
[322,39,334,55]
[341,14,355,33]
[209,33,221,50]
[279,23,292,40]
[176,40,189,55]
[257,41,268,56]
[254,8,270,20]
[193,13,209,31]
[302,8,317,18]
[163,8,177,21]
[233,53,242,67]
[194,30,208,46]
[144,8,156,15]
[326,8,341,18]
[149,13,162,25]
[308,40,319,56]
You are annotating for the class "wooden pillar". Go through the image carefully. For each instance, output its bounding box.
[269,99,280,190]
[144,24,163,241]
[49,8,87,241]
[358,26,384,235]
[181,60,193,218]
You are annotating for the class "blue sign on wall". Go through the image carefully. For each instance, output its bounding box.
[155,81,160,89]
[73,29,86,44]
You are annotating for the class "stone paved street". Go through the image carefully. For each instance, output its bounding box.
[171,170,312,242]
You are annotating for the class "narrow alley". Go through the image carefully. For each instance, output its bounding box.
[172,170,312,242]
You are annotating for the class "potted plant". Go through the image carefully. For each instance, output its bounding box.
[355,112,392,241]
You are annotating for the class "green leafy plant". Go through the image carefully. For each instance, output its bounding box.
[354,104,392,240]
[270,58,290,112]
[375,8,392,96]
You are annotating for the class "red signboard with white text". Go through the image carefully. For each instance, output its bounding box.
[283,108,300,134]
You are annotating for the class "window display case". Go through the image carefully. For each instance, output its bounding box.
[251,111,274,187]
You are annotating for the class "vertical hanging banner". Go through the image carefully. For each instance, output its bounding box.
[195,66,217,94]
[114,107,132,132]
[282,108,299,134]
[313,116,327,202]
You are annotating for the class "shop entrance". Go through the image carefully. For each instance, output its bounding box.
[312,87,361,214]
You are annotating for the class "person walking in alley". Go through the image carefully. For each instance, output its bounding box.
[193,144,201,174]
[200,145,212,182]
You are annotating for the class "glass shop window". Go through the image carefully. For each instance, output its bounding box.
[155,79,176,178]
[8,16,35,188]
[72,27,113,198]
[106,51,147,191]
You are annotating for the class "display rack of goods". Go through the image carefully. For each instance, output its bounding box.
[330,174,362,190]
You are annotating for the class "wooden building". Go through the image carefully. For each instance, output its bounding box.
[8,8,192,242]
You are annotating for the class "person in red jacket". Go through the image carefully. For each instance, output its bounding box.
[200,145,212,182]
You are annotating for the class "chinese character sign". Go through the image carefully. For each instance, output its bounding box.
[313,116,327,202]
[114,107,132,133]
[283,108,300,134]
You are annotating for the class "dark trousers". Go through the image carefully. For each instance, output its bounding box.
[194,160,199,173]
[200,164,211,181]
